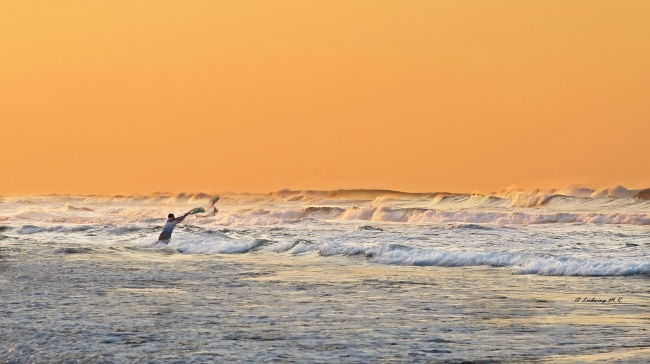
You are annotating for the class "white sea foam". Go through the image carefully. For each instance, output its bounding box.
[6,194,650,228]
[173,237,269,254]
[3,188,650,277]
[515,256,650,276]
[3,187,650,363]
[366,245,649,276]
[131,230,650,276]
[274,242,650,276]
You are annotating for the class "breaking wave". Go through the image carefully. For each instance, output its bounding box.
[212,206,650,226]
[156,236,650,277]
[366,245,650,276]
[64,204,94,212]
[4,185,649,277]
[176,238,274,254]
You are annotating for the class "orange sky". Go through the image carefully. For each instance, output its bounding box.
[1,1,649,195]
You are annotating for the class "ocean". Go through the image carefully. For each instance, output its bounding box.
[1,188,649,362]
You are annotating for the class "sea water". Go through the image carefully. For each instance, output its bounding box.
[1,189,649,362]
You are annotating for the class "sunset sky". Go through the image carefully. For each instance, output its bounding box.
[1,1,649,195]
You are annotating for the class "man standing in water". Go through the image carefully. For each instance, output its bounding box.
[158,212,189,244]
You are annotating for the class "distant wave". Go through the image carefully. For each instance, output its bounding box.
[246,186,650,212]
[64,204,94,212]
[217,205,650,226]
[637,188,650,200]
[270,189,440,200]
[16,225,95,234]
[4,184,649,204]
[495,185,647,201]
[2,185,650,227]
[4,205,650,227]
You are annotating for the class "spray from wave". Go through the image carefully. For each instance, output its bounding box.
[2,185,650,226]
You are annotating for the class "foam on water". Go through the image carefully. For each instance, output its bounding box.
[100,226,650,276]
[3,187,650,225]
[369,245,650,276]
[3,187,650,362]
[2,187,650,277]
